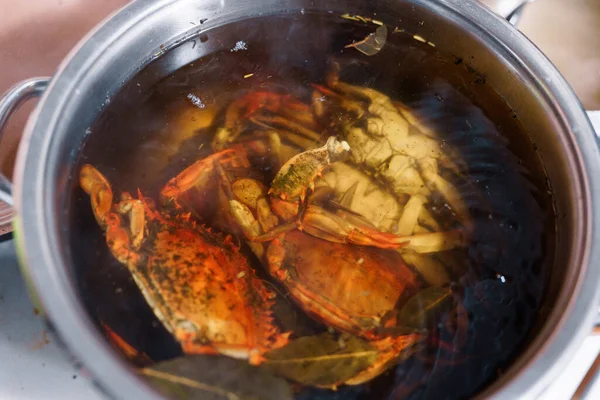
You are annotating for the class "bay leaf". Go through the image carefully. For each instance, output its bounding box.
[345,25,388,56]
[141,355,293,400]
[263,333,378,388]
[398,286,453,330]
[268,283,321,337]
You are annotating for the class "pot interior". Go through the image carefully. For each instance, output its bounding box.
[40,1,581,399]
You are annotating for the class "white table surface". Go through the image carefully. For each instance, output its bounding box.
[1,113,600,400]
[0,239,104,400]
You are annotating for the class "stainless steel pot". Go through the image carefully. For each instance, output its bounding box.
[1,0,599,399]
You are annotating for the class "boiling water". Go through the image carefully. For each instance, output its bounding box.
[69,12,555,400]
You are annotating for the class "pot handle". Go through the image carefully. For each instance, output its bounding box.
[481,0,536,26]
[0,77,50,207]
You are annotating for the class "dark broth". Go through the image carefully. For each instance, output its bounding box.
[69,11,555,400]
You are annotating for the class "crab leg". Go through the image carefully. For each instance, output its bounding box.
[215,168,262,259]
[311,84,365,119]
[212,91,318,151]
[159,149,238,210]
[299,205,410,249]
[248,120,320,153]
[251,115,322,142]
[418,207,441,231]
[216,161,280,233]
[275,100,319,129]
[229,200,263,236]
[212,93,257,151]
[401,251,451,286]
[233,184,279,234]
[230,129,285,171]
[418,157,471,228]
[212,92,275,151]
[400,229,465,254]
[395,195,427,236]
[230,201,299,245]
[218,167,279,260]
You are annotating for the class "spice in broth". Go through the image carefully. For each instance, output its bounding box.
[69,12,554,400]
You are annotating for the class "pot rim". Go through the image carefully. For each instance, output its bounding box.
[11,0,600,399]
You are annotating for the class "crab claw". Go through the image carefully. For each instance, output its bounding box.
[80,164,113,227]
[159,149,237,210]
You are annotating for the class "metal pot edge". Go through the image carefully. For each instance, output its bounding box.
[10,0,600,399]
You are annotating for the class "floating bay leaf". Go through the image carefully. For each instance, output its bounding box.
[268,283,321,337]
[398,286,453,329]
[263,333,377,388]
[142,355,293,400]
[345,25,388,56]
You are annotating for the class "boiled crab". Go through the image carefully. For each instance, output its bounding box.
[209,74,470,236]
[158,137,463,384]
[311,66,471,229]
[266,230,426,385]
[207,142,460,331]
[211,90,323,167]
[79,159,290,365]
[161,136,421,252]
[80,148,428,387]
[207,74,470,284]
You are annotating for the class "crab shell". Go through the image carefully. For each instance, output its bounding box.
[135,222,288,363]
[267,230,423,339]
